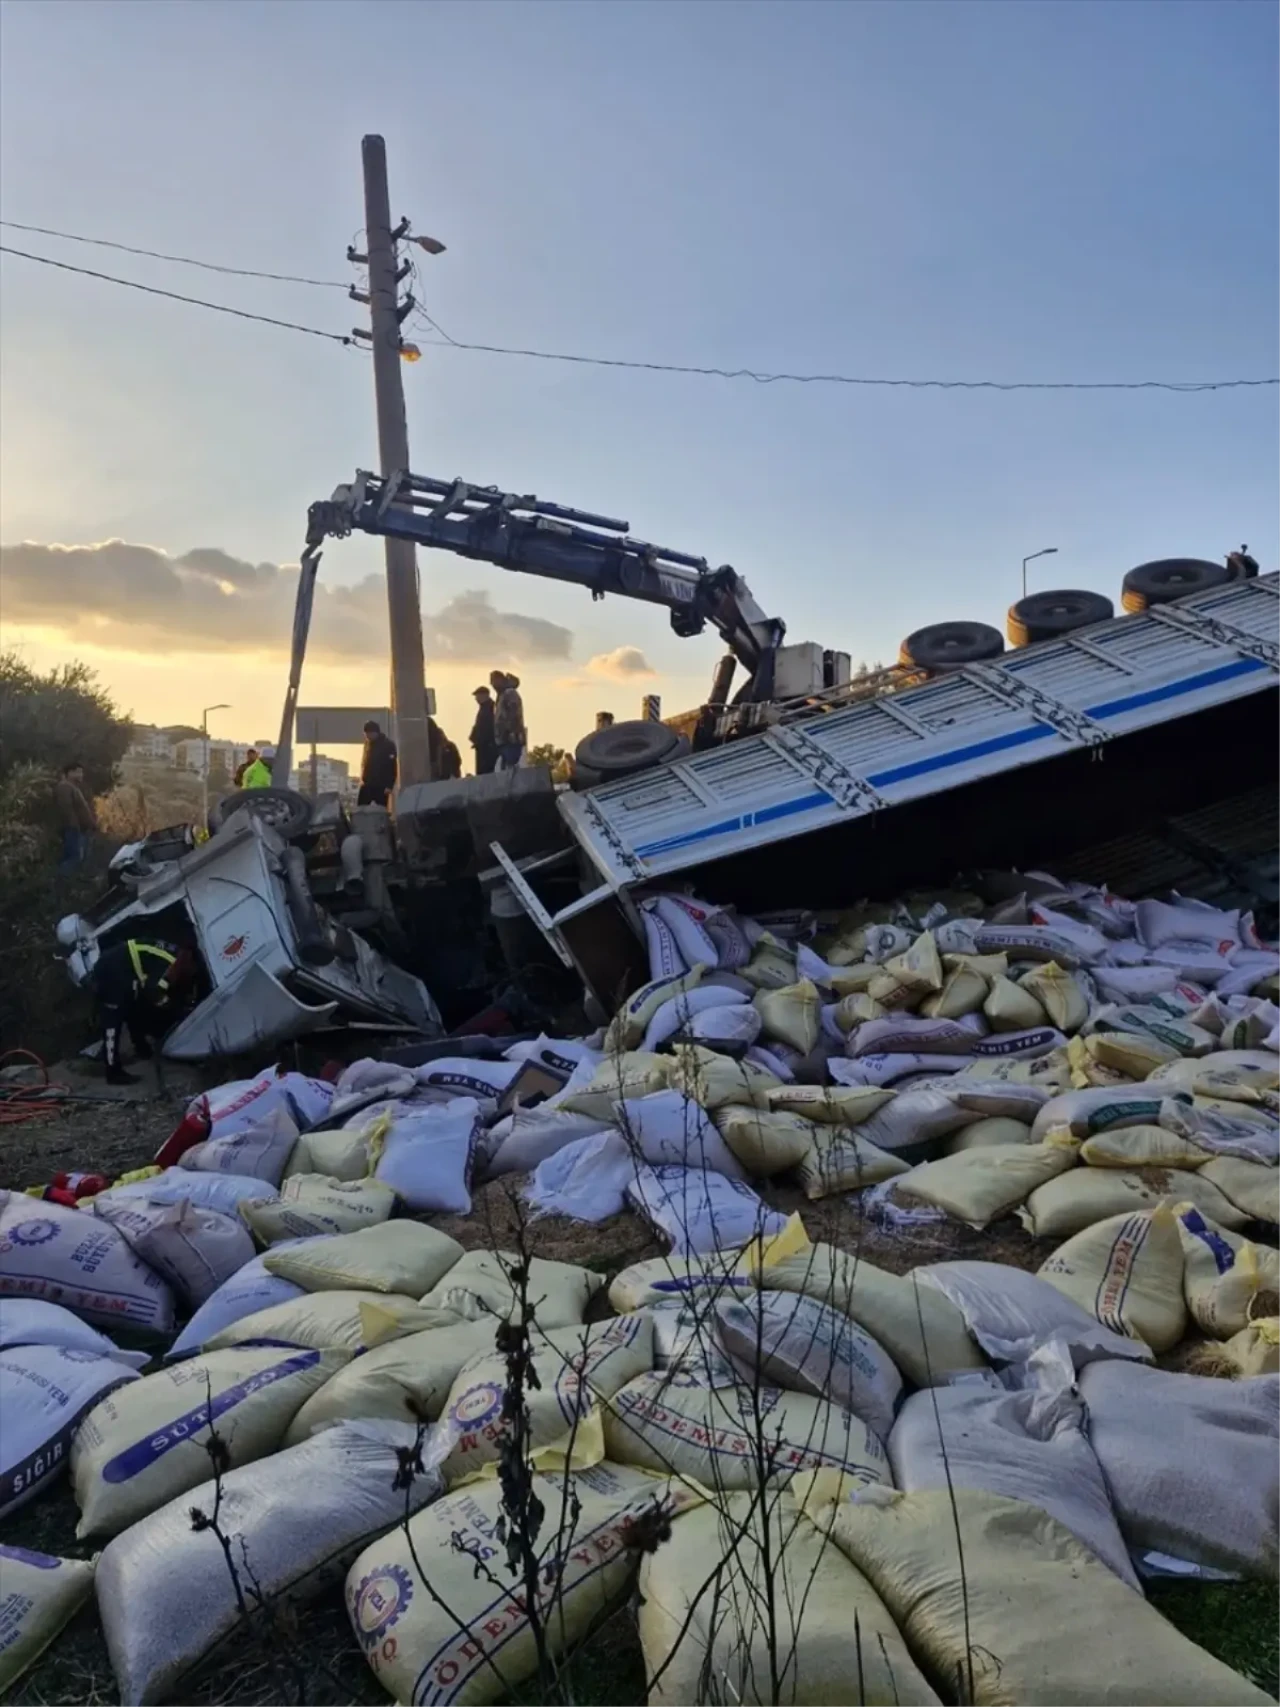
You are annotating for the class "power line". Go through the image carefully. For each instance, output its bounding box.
[0,218,347,288]
[3,234,1276,393]
[0,245,354,344]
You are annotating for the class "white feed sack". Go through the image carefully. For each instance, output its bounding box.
[524,1130,638,1222]
[606,1253,751,1313]
[641,983,747,1052]
[0,1191,175,1334]
[420,1249,605,1329]
[99,1169,280,1217]
[0,1298,148,1366]
[642,1297,741,1388]
[1037,1206,1187,1352]
[284,1319,497,1444]
[1,1344,139,1518]
[94,1197,256,1310]
[756,1239,985,1386]
[887,1382,1140,1589]
[178,1105,298,1187]
[239,1173,397,1243]
[604,964,707,1052]
[346,1461,699,1707]
[166,1249,309,1359]
[410,1055,522,1112]
[1176,1205,1280,1338]
[485,1106,612,1177]
[627,1164,787,1256]
[96,1421,444,1706]
[436,1313,653,1483]
[603,1369,891,1491]
[71,1343,349,1538]
[1029,1085,1193,1142]
[1080,1361,1280,1580]
[195,1070,333,1141]
[612,1089,748,1178]
[369,1098,483,1214]
[263,1219,464,1297]
[802,1483,1272,1705]
[640,1493,940,1707]
[0,1546,97,1694]
[556,1051,671,1120]
[714,1289,903,1442]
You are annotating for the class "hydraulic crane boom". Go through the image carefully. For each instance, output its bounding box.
[304,469,787,696]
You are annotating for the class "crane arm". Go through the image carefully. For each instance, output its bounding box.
[304,469,785,689]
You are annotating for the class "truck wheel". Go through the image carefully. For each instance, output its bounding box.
[1006,589,1114,647]
[574,720,686,779]
[1121,558,1231,613]
[209,787,313,839]
[899,621,1005,672]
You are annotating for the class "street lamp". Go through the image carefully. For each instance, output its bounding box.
[201,703,231,829]
[1021,547,1058,600]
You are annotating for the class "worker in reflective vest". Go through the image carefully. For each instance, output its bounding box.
[91,938,195,1084]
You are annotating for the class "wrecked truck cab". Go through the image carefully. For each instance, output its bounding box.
[57,808,441,1060]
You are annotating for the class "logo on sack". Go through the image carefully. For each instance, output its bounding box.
[451,1381,503,1430]
[221,934,248,960]
[9,1220,58,1245]
[351,1564,413,1647]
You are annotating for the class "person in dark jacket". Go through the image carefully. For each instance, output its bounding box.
[91,937,195,1084]
[359,721,398,806]
[54,761,96,873]
[469,686,498,775]
[427,716,463,781]
[491,671,527,770]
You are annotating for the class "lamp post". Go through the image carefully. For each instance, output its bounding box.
[201,703,231,830]
[1021,547,1058,600]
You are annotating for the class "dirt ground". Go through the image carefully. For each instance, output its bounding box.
[4,1092,1277,1705]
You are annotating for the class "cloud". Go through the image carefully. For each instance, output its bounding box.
[585,645,655,680]
[0,538,573,666]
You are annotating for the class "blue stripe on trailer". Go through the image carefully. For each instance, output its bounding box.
[634,789,829,857]
[865,723,1055,789]
[1083,655,1269,720]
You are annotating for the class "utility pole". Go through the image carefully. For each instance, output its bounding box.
[354,134,432,789]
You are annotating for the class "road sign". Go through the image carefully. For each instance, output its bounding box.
[295,707,392,745]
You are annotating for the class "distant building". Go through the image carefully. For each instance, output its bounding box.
[289,754,351,796]
[126,725,177,764]
[173,739,253,776]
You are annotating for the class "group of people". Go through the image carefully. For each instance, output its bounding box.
[469,671,526,775]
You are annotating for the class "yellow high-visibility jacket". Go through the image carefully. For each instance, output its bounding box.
[241,759,273,789]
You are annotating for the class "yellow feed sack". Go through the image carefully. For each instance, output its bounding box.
[828,963,890,997]
[1079,1125,1214,1169]
[420,1250,605,1329]
[71,1345,347,1538]
[284,1319,497,1443]
[0,1549,96,1692]
[607,1254,744,1312]
[557,1052,669,1120]
[345,1463,700,1707]
[753,980,821,1054]
[283,1125,372,1181]
[1147,1052,1279,1097]
[263,1220,464,1296]
[1175,1205,1280,1338]
[1018,1166,1251,1240]
[833,992,887,1031]
[208,1290,457,1353]
[983,975,1048,1033]
[753,1235,984,1386]
[1020,963,1089,1034]
[639,1493,940,1707]
[603,1371,891,1489]
[1216,1318,1280,1377]
[883,932,943,996]
[919,965,988,1019]
[714,1106,816,1175]
[800,1484,1273,1707]
[944,950,1009,980]
[666,1045,778,1111]
[239,1174,396,1243]
[738,935,799,990]
[1084,1031,1180,1078]
[764,1083,895,1125]
[1066,1033,1131,1087]
[895,1138,1079,1230]
[1199,1157,1279,1224]
[795,1127,910,1199]
[605,965,706,1051]
[947,1118,1034,1152]
[438,1314,652,1484]
[1037,1206,1186,1351]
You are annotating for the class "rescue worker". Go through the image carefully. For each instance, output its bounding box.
[91,937,195,1084]
[491,670,527,770]
[234,747,258,787]
[359,720,398,806]
[241,747,273,789]
[469,686,498,775]
[427,715,463,781]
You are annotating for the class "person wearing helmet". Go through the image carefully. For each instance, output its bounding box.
[91,937,197,1085]
[242,747,274,789]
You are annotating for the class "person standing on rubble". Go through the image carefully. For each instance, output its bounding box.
[359,719,398,806]
[491,670,527,770]
[54,761,97,873]
[234,747,258,787]
[91,937,195,1084]
[469,685,498,775]
[241,747,274,789]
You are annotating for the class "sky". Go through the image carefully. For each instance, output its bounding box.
[1,0,1276,766]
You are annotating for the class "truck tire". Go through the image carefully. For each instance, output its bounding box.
[574,720,686,779]
[1006,589,1114,647]
[209,786,313,840]
[1121,558,1231,614]
[899,621,1005,672]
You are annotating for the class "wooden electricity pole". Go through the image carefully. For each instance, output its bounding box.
[356,133,431,788]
